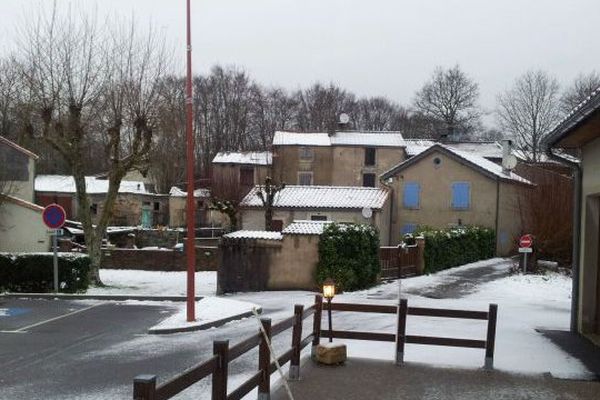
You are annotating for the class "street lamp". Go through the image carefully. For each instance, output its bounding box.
[322,278,336,343]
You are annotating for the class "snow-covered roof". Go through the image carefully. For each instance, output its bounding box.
[512,149,580,164]
[382,144,532,185]
[222,230,283,240]
[404,139,437,156]
[35,175,149,194]
[282,220,332,235]
[240,185,389,210]
[404,139,503,159]
[169,186,211,198]
[212,151,272,165]
[273,131,405,147]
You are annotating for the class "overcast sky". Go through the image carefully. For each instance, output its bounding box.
[1,0,599,121]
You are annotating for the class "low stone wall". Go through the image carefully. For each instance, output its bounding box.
[101,246,220,271]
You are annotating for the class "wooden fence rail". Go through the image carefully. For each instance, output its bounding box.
[322,299,498,369]
[133,295,323,400]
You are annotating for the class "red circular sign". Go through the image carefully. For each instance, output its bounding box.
[42,204,66,229]
[519,234,533,248]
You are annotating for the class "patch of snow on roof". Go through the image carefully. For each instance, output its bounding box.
[35,175,148,194]
[282,220,332,235]
[273,131,331,146]
[446,141,503,159]
[169,186,211,198]
[273,131,405,147]
[241,185,389,209]
[512,149,580,164]
[212,151,272,165]
[404,139,437,156]
[223,230,283,240]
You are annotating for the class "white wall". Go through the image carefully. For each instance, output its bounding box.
[0,201,49,252]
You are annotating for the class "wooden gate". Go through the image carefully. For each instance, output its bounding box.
[380,244,419,280]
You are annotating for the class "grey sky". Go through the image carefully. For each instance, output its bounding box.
[1,0,599,123]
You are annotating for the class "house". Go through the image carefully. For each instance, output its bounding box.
[212,151,272,191]
[0,136,49,252]
[0,136,38,202]
[168,186,211,228]
[238,185,391,244]
[272,131,406,187]
[543,86,600,342]
[35,175,169,226]
[381,143,533,255]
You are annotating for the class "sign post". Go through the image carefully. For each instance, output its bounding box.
[42,204,66,293]
[518,234,533,274]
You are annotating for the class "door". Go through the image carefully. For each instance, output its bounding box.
[141,208,153,228]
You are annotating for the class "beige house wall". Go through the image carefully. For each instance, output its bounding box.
[331,146,405,187]
[268,234,320,290]
[579,136,600,334]
[272,146,333,185]
[0,201,50,252]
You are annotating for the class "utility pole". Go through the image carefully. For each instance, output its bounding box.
[185,0,196,322]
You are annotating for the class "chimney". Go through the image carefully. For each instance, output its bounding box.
[501,138,513,174]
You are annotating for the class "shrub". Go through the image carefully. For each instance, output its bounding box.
[316,223,380,292]
[0,253,90,293]
[418,226,495,274]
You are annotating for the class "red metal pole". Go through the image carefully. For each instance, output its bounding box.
[185,0,196,322]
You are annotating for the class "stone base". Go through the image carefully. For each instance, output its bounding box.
[316,343,347,365]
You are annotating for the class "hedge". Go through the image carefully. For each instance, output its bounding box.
[416,226,495,274]
[316,223,380,292]
[0,253,90,293]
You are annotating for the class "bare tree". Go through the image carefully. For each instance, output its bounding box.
[496,70,562,162]
[19,5,171,284]
[256,176,285,231]
[414,65,481,138]
[561,71,600,112]
[294,83,357,132]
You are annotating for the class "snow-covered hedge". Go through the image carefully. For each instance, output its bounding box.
[418,226,495,273]
[317,223,380,292]
[0,253,90,293]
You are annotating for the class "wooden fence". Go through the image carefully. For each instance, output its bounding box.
[322,299,498,369]
[379,243,420,280]
[133,296,323,400]
[133,297,498,399]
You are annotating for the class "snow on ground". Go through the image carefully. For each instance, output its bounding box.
[148,296,258,332]
[87,269,217,297]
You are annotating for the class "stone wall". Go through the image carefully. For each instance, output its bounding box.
[101,246,220,271]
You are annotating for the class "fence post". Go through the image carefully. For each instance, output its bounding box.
[395,298,408,365]
[484,303,498,370]
[258,318,272,400]
[212,340,229,400]
[290,304,304,380]
[133,375,157,400]
[311,295,323,359]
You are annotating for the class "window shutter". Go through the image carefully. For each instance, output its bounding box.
[403,182,420,209]
[452,182,471,209]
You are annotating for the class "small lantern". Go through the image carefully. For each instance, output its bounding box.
[323,278,336,300]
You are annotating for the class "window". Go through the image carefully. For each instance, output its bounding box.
[298,172,313,185]
[451,182,471,209]
[362,173,376,187]
[403,182,420,209]
[271,219,284,231]
[153,202,160,211]
[311,215,328,221]
[401,223,417,235]
[299,147,314,160]
[364,147,376,166]
[240,167,254,186]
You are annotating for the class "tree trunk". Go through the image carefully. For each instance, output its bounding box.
[86,234,104,286]
[265,206,273,231]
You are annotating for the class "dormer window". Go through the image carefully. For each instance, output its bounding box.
[364,148,376,166]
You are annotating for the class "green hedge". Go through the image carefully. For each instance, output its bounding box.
[316,223,380,292]
[417,226,496,274]
[0,253,90,293]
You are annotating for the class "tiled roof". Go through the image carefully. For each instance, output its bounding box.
[0,136,39,160]
[169,186,211,198]
[240,185,389,210]
[35,175,149,194]
[222,230,283,240]
[273,131,405,147]
[404,139,503,159]
[212,151,272,165]
[382,144,532,185]
[282,220,332,235]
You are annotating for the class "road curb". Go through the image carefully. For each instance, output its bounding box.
[148,307,262,334]
[0,293,204,302]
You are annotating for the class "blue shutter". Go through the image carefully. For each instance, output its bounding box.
[452,182,471,209]
[403,182,420,209]
[401,223,417,235]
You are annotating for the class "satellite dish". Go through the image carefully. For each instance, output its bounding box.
[339,113,350,124]
[502,154,518,171]
[361,207,373,219]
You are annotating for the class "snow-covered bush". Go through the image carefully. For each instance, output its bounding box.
[316,223,380,292]
[0,253,90,293]
[418,226,495,273]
